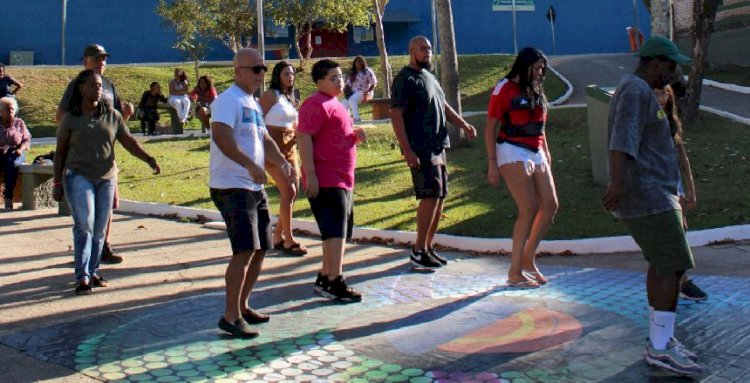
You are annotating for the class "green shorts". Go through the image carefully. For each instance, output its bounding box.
[622,210,695,275]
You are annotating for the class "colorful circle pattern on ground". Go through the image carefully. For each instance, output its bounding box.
[65,266,743,382]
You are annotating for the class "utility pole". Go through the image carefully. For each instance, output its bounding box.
[256,0,265,93]
[61,0,67,65]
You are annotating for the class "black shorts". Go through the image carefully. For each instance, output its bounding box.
[308,188,354,240]
[210,188,272,254]
[410,163,448,199]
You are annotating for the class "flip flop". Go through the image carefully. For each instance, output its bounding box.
[273,240,284,250]
[283,242,308,256]
[522,270,548,285]
[506,279,540,289]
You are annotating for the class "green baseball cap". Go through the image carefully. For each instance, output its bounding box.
[638,35,692,64]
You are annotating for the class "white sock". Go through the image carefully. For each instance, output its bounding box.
[650,310,676,350]
[649,306,654,322]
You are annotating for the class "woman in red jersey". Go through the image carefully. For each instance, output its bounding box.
[485,47,558,288]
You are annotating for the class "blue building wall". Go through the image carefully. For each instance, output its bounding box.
[0,1,652,65]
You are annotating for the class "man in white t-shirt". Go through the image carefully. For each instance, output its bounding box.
[210,48,294,338]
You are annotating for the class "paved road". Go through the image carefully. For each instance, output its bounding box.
[549,53,750,121]
[2,209,750,382]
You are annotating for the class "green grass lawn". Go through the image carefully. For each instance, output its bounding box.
[27,107,750,239]
[12,54,564,138]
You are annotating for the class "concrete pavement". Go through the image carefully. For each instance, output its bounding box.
[2,208,750,382]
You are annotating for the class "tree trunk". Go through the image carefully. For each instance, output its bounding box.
[373,0,392,98]
[435,0,465,146]
[681,0,720,123]
[303,24,313,68]
[651,0,673,38]
[293,24,304,70]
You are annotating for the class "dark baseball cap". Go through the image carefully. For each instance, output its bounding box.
[82,44,110,59]
[638,36,691,64]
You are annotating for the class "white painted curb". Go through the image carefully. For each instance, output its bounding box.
[547,66,574,106]
[117,199,750,255]
[699,105,750,126]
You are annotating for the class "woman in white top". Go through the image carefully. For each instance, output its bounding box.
[342,56,377,122]
[259,61,306,255]
[168,68,191,123]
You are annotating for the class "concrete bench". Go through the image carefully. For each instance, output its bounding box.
[156,102,184,135]
[18,164,70,215]
[368,97,391,120]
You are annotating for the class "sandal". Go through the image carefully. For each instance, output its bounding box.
[506,279,540,289]
[522,270,548,285]
[272,240,284,250]
[283,242,308,256]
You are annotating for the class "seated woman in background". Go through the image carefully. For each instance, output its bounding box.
[189,75,217,132]
[341,56,376,122]
[168,68,191,123]
[54,69,160,295]
[0,64,23,99]
[138,82,168,135]
[0,97,31,210]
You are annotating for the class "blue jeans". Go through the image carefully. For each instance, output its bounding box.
[63,169,116,282]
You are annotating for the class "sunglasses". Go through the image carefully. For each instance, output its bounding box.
[237,65,268,74]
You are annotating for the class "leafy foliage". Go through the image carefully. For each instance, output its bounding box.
[265,0,373,69]
[157,0,258,53]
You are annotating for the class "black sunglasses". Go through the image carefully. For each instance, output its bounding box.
[237,65,268,74]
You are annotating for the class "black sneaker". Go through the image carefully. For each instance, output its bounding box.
[74,281,92,295]
[680,279,708,301]
[217,317,259,338]
[428,248,448,265]
[242,309,270,324]
[321,275,362,303]
[101,242,124,264]
[314,273,328,296]
[410,249,442,269]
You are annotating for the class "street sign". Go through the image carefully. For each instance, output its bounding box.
[492,0,534,11]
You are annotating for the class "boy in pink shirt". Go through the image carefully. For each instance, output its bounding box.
[297,59,366,303]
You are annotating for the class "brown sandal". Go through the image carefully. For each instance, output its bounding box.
[283,242,308,256]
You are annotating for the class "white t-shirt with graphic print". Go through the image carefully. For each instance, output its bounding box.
[209,84,267,191]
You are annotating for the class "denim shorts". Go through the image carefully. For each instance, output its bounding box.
[308,187,353,240]
[210,188,272,254]
[623,210,695,274]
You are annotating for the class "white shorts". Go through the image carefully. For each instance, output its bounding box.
[496,142,548,174]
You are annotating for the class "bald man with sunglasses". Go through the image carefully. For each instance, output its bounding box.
[209,48,295,338]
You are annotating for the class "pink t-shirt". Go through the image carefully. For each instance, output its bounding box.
[297,91,357,190]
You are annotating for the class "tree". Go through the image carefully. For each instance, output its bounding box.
[681,0,722,122]
[266,0,371,70]
[435,0,467,146]
[372,0,392,98]
[157,0,258,55]
[649,0,673,37]
[156,0,211,83]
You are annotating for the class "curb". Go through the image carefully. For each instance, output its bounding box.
[117,199,750,255]
[547,65,574,106]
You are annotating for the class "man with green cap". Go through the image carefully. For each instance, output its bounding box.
[602,35,702,376]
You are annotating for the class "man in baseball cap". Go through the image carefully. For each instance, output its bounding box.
[56,43,135,264]
[603,36,701,375]
[81,44,110,60]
